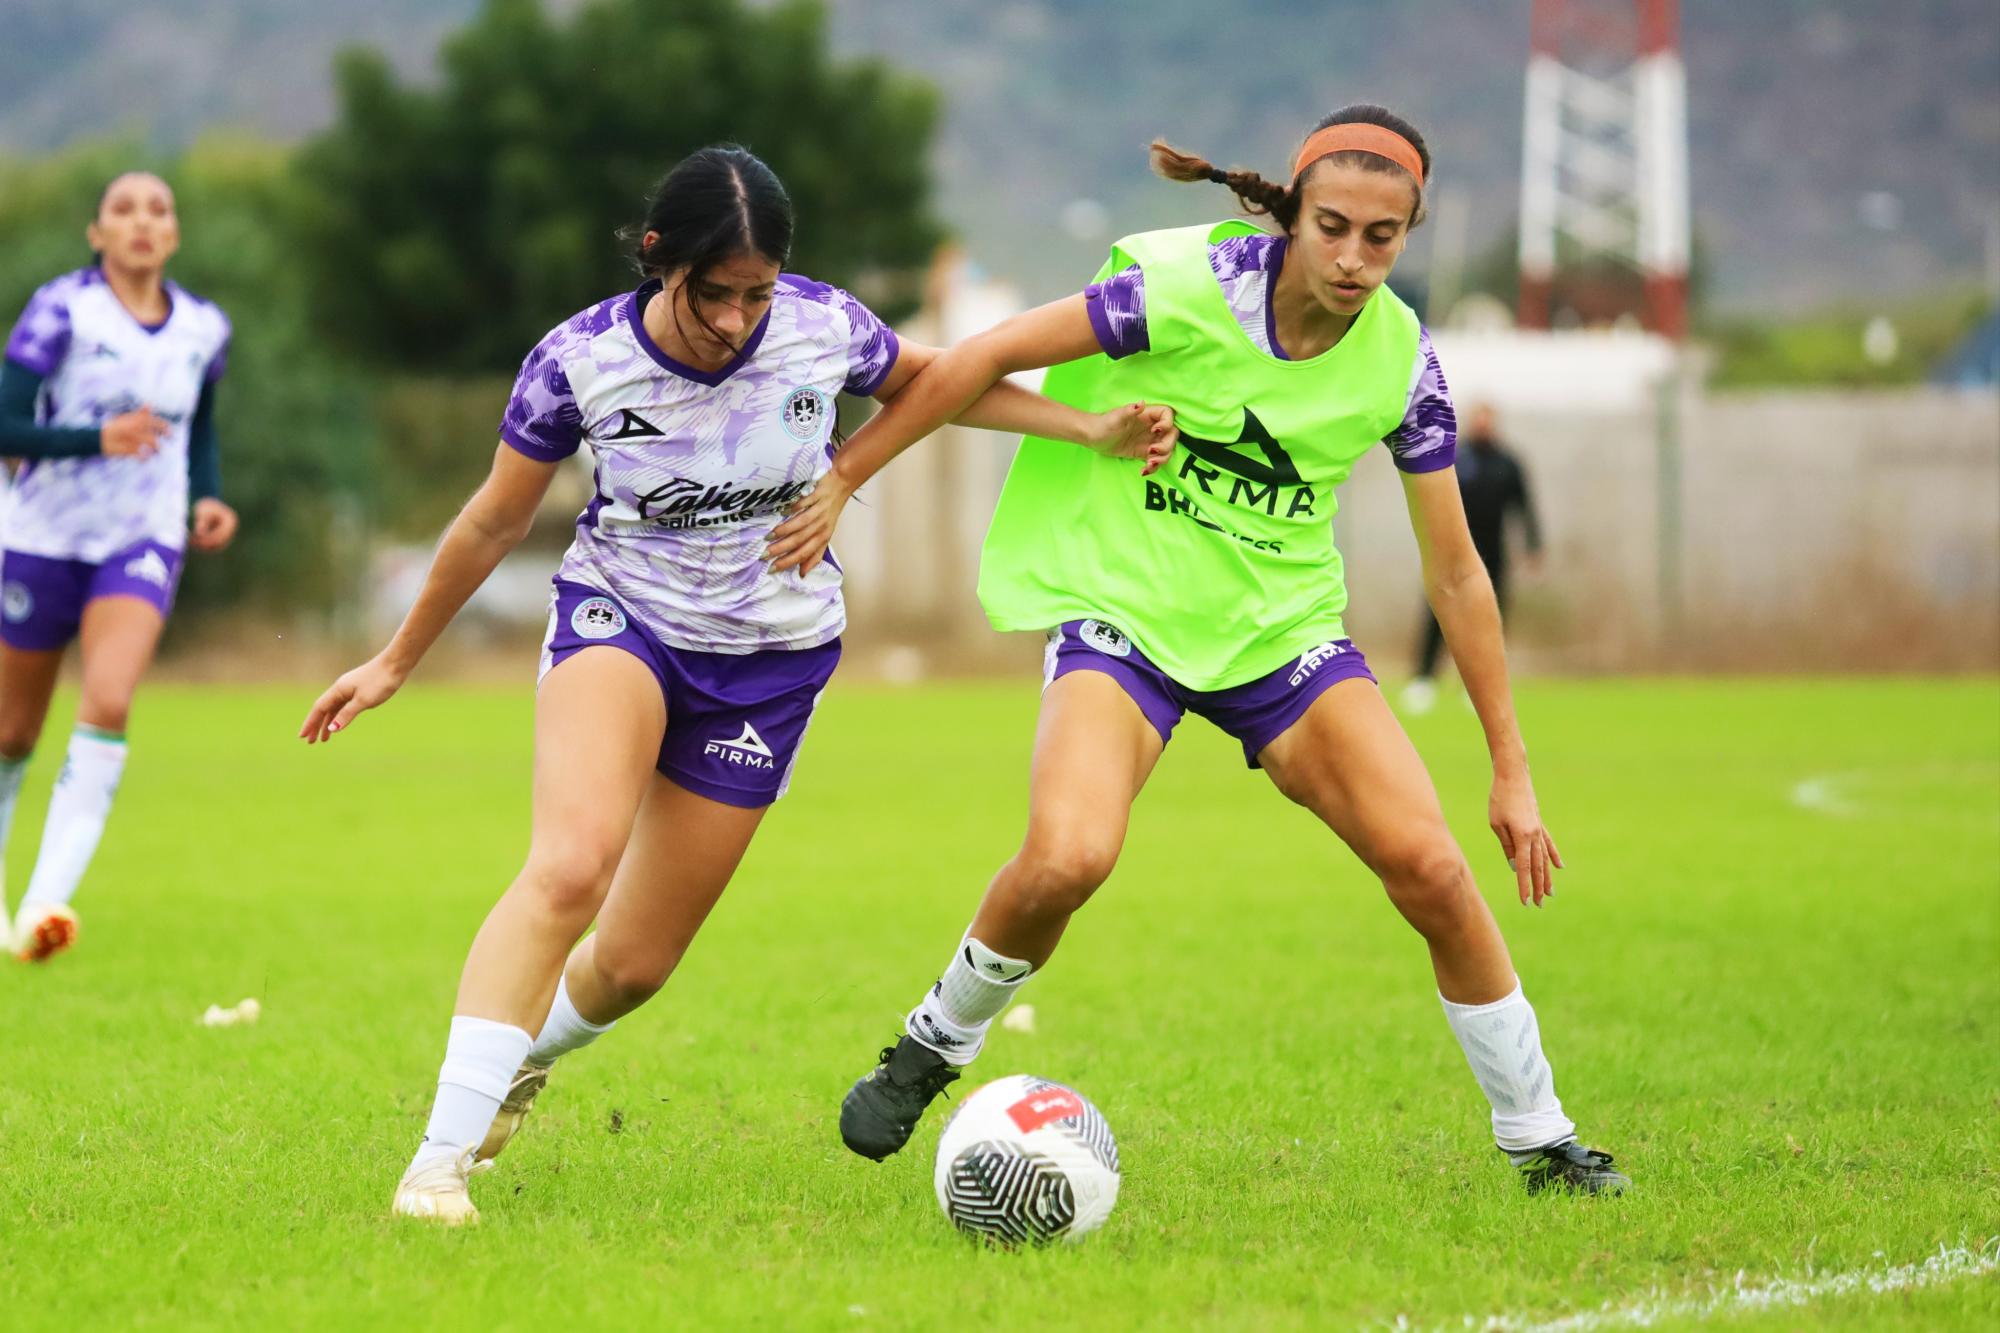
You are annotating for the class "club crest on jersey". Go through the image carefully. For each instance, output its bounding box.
[780,386,831,441]
[1079,619,1132,658]
[1,582,32,624]
[703,721,776,769]
[570,596,626,640]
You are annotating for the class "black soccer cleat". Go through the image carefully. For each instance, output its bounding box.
[840,1035,962,1161]
[1510,1139,1631,1195]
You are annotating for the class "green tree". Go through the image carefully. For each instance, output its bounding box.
[0,137,377,625]
[297,0,942,374]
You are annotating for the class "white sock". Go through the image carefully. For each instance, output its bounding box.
[1440,983,1577,1153]
[410,1016,535,1170]
[19,728,127,913]
[525,973,615,1067]
[907,935,1032,1066]
[0,752,29,913]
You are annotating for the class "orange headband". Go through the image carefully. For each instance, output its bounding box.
[1292,123,1425,185]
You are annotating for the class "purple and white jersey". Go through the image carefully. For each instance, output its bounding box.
[1083,232,1456,473]
[503,274,899,653]
[2,267,230,560]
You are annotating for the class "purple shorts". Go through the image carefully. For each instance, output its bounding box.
[1044,618,1377,768]
[0,542,184,650]
[539,579,841,808]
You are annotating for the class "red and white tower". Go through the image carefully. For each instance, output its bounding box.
[1517,0,1690,337]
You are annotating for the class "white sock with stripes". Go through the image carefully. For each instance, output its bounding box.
[0,752,29,919]
[1439,982,1577,1154]
[907,935,1031,1066]
[19,727,126,914]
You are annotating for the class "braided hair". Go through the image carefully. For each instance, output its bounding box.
[1150,104,1431,230]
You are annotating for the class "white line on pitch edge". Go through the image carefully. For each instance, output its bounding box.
[1399,1241,1999,1332]
[1790,774,1861,817]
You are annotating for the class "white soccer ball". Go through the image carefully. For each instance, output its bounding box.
[933,1074,1120,1245]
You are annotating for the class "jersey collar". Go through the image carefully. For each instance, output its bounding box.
[625,278,771,387]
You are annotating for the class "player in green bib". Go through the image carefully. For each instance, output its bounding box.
[770,104,1626,1195]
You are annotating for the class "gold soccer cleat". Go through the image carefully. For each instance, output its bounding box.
[392,1150,481,1227]
[474,1062,552,1166]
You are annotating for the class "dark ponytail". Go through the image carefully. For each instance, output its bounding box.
[1151,103,1431,230]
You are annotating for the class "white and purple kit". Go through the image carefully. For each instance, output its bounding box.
[1,267,230,647]
[506,273,899,806]
[1052,232,1460,764]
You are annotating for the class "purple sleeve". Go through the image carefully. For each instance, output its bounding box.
[1383,327,1457,474]
[500,327,584,461]
[5,280,74,377]
[1083,263,1149,360]
[837,288,901,397]
[206,319,232,384]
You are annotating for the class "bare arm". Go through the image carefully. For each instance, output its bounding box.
[880,337,1151,451]
[767,296,1144,572]
[1402,467,1563,904]
[300,443,559,742]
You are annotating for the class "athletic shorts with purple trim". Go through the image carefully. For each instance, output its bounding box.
[1043,618,1377,768]
[538,578,840,808]
[0,541,184,650]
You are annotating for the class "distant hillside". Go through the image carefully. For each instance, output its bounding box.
[5,0,1995,314]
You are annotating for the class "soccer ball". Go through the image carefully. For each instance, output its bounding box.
[933,1074,1120,1245]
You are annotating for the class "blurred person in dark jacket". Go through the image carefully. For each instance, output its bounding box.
[1402,403,1540,714]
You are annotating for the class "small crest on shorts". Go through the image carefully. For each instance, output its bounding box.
[1,582,32,624]
[1079,619,1131,658]
[780,386,831,441]
[571,596,626,640]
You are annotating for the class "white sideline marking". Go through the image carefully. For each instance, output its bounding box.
[1410,1241,1998,1332]
[1790,774,1861,817]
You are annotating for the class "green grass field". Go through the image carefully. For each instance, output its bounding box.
[2,676,1996,1330]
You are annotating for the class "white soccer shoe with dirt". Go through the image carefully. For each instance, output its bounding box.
[14,904,79,963]
[392,1149,481,1226]
[474,1062,552,1165]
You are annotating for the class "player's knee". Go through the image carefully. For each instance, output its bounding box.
[1377,837,1473,929]
[520,841,619,925]
[1008,832,1120,916]
[589,940,677,1010]
[0,717,41,759]
[75,690,132,736]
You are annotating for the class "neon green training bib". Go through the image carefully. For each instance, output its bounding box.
[977,220,1421,690]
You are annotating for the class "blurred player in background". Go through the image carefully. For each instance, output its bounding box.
[300,145,1172,1226]
[772,105,1628,1196]
[1403,402,1542,714]
[0,171,237,963]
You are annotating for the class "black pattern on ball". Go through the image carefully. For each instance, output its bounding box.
[941,1140,1077,1245]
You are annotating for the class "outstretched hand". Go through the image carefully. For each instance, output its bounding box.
[299,655,408,744]
[1490,769,1564,906]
